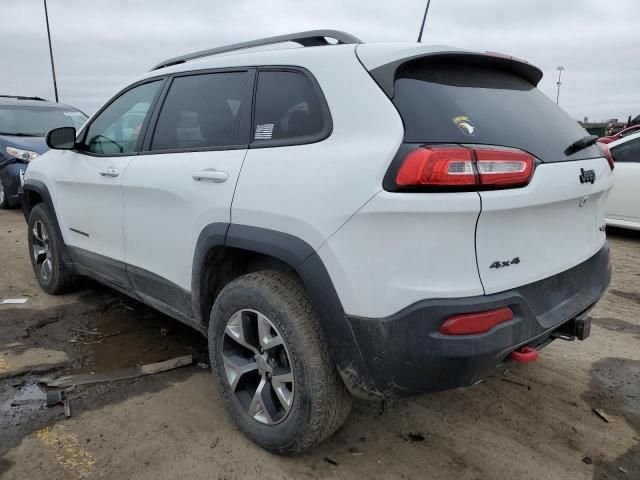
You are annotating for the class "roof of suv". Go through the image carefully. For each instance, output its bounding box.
[0,95,80,110]
[140,30,541,90]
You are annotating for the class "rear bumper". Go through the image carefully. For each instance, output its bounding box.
[342,244,611,398]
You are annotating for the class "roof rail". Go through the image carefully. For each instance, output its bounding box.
[150,29,363,71]
[0,95,47,101]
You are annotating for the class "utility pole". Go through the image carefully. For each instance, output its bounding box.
[417,0,432,43]
[555,66,564,105]
[43,0,59,102]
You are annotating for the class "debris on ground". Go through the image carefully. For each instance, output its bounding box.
[592,407,615,423]
[582,455,593,465]
[399,432,426,443]
[197,362,209,369]
[348,447,363,456]
[10,399,42,407]
[501,378,532,390]
[71,327,101,336]
[1,298,28,304]
[38,355,193,388]
[618,466,628,474]
[323,457,338,466]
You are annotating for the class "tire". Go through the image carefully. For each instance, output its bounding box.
[0,176,9,209]
[209,270,352,454]
[27,203,78,294]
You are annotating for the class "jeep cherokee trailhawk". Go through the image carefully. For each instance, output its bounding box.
[21,30,613,453]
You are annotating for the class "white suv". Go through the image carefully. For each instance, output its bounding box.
[21,30,613,453]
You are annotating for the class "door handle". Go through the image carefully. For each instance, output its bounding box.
[99,167,120,178]
[192,169,229,183]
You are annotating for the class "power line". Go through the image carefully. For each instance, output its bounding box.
[43,0,59,102]
[417,0,432,43]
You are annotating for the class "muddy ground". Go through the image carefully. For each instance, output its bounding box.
[0,208,638,479]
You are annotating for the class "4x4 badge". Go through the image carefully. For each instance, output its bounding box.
[489,257,520,269]
[579,168,596,184]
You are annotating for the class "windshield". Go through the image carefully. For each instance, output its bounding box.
[0,106,87,136]
[392,61,601,162]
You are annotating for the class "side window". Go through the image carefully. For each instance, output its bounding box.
[611,138,640,163]
[83,81,162,155]
[150,72,250,151]
[253,70,328,143]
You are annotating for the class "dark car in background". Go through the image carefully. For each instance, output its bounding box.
[0,95,87,208]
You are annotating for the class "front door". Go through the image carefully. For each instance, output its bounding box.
[54,80,164,286]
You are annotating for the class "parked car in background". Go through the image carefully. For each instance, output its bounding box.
[22,30,613,453]
[598,124,640,144]
[605,131,640,230]
[0,95,87,208]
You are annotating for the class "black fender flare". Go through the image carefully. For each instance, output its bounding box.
[21,179,74,265]
[191,223,377,398]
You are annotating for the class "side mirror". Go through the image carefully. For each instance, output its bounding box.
[46,127,76,150]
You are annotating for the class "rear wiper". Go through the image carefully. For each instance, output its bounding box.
[565,134,598,155]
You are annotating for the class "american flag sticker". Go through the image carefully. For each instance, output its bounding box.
[255,123,274,140]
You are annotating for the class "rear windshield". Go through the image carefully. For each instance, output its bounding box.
[392,61,600,162]
[0,106,87,137]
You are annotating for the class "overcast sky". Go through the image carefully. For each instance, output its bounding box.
[1,0,638,122]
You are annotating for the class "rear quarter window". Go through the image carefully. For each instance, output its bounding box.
[392,61,600,162]
[252,70,330,146]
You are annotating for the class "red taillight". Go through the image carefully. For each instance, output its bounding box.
[439,307,514,336]
[598,141,615,170]
[396,147,476,187]
[395,146,535,190]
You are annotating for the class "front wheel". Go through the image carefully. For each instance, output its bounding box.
[27,204,78,294]
[209,270,352,454]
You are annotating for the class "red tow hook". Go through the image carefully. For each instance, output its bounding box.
[509,346,539,363]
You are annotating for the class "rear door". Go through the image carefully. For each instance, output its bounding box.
[390,59,613,294]
[607,135,640,224]
[121,69,254,309]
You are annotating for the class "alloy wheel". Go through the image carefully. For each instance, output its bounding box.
[0,181,5,205]
[222,309,294,425]
[32,220,53,282]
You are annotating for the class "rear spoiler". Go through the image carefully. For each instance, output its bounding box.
[367,51,543,98]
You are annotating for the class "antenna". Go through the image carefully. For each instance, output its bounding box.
[417,0,432,43]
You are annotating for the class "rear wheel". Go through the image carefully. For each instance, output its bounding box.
[209,270,352,454]
[27,204,78,294]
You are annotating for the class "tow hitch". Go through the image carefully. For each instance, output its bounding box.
[553,315,592,341]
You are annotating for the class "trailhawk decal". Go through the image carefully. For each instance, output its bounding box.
[452,115,479,136]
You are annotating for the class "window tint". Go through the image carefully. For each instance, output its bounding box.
[150,72,250,151]
[84,81,161,155]
[611,137,640,163]
[392,61,600,162]
[253,71,326,142]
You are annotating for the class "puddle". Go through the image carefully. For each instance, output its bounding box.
[583,357,640,479]
[71,297,207,374]
[0,285,209,455]
[1,381,47,415]
[592,317,640,338]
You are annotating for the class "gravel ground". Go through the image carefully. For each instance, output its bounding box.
[0,208,638,479]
